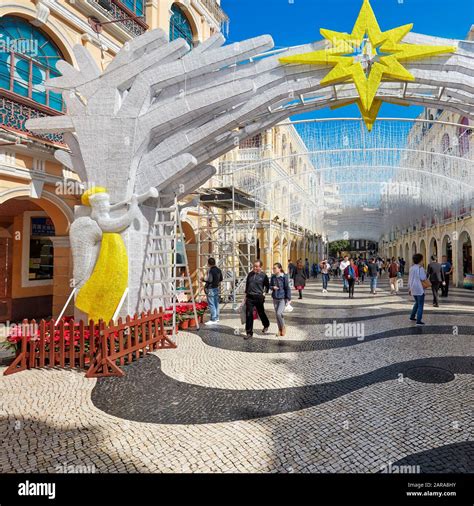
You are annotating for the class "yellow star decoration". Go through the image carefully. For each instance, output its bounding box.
[279,0,456,130]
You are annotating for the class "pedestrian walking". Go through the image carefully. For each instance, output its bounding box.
[399,257,406,276]
[344,258,359,298]
[320,259,331,293]
[357,257,367,284]
[203,258,223,325]
[427,255,445,307]
[408,253,428,325]
[304,258,310,278]
[292,260,307,299]
[332,259,339,278]
[368,257,379,294]
[244,260,270,339]
[270,263,291,337]
[340,255,350,292]
[388,257,400,294]
[288,260,296,278]
[440,255,453,297]
[377,257,383,276]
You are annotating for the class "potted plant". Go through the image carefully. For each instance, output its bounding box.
[195,301,208,323]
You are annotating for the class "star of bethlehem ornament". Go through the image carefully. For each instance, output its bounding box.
[279,0,455,130]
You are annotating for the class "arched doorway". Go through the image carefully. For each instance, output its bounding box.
[411,241,417,261]
[404,243,410,266]
[273,237,281,264]
[429,237,438,259]
[419,239,427,265]
[0,193,71,322]
[458,231,472,288]
[289,240,298,266]
[282,238,289,268]
[441,234,453,263]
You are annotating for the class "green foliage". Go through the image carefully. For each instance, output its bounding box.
[329,240,350,257]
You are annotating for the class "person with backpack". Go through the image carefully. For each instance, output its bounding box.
[427,255,445,307]
[408,253,428,325]
[388,257,400,295]
[244,259,270,339]
[343,258,359,299]
[340,255,350,292]
[367,257,379,295]
[270,263,292,336]
[357,257,366,284]
[203,257,223,325]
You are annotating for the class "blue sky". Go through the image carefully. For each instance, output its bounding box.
[221,0,473,120]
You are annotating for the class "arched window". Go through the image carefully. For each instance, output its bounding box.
[441,133,450,153]
[169,4,194,48]
[0,16,63,111]
[458,117,471,157]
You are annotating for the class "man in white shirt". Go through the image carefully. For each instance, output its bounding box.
[408,253,428,325]
[339,256,350,292]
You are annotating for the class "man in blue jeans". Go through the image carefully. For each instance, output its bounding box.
[367,258,379,294]
[408,253,427,325]
[203,258,223,325]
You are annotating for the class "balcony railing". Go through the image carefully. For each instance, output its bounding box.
[0,93,64,145]
[237,148,264,161]
[87,0,148,37]
[200,0,229,24]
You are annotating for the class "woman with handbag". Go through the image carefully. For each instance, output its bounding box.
[408,253,430,325]
[270,263,292,336]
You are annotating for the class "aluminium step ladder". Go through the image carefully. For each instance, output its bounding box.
[140,196,199,340]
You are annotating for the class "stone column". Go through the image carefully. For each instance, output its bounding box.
[145,0,160,30]
[49,236,72,318]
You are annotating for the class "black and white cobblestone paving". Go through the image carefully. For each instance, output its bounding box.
[1,276,473,473]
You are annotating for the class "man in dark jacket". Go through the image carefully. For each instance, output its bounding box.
[203,258,223,325]
[244,259,270,339]
[427,255,445,307]
[367,257,379,294]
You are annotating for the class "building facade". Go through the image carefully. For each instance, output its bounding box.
[175,120,326,302]
[379,106,472,286]
[0,0,227,321]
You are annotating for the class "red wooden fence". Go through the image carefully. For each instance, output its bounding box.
[3,309,176,378]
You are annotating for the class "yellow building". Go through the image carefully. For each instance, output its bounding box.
[180,120,325,302]
[221,121,324,270]
[379,107,472,286]
[0,0,227,321]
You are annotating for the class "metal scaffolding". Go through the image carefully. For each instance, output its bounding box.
[196,186,258,309]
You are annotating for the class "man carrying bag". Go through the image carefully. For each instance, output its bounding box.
[244,260,270,339]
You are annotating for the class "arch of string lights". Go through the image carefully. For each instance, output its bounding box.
[220,117,473,242]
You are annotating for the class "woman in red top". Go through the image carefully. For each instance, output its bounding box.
[344,258,359,299]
